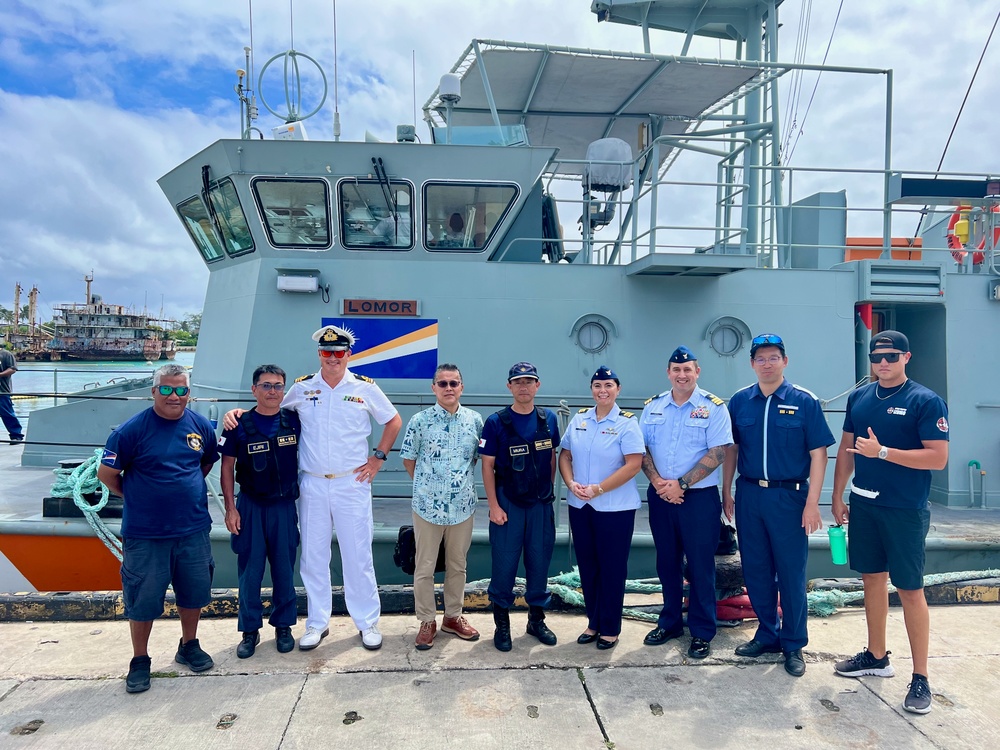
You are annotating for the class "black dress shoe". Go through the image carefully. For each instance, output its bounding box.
[784,649,806,677]
[687,637,711,659]
[577,631,599,645]
[237,630,260,659]
[644,627,683,646]
[735,639,783,658]
[526,618,558,646]
[275,626,295,653]
[596,638,618,651]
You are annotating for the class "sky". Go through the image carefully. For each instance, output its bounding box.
[2,0,999,323]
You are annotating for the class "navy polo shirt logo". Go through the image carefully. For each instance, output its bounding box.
[186,433,203,451]
[937,417,949,433]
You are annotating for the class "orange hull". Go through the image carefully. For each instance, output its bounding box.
[0,535,122,591]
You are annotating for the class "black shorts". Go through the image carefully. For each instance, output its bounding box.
[121,529,215,621]
[847,497,929,590]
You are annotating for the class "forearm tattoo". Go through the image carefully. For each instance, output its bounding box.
[641,451,660,482]
[682,445,729,486]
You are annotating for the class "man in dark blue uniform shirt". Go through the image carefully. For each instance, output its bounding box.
[480,362,561,651]
[96,364,219,694]
[832,330,949,715]
[722,333,835,677]
[639,346,733,659]
[220,364,301,659]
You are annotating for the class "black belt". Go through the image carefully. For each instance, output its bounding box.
[740,476,807,491]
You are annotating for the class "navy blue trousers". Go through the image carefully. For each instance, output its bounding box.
[0,395,23,440]
[488,492,555,610]
[647,485,720,641]
[735,478,809,650]
[231,493,300,632]
[569,504,635,637]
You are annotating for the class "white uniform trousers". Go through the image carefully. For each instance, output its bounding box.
[298,472,381,631]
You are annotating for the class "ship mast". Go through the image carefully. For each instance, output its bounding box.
[84,273,93,305]
[12,283,21,335]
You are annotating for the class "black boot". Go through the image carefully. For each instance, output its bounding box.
[493,607,512,652]
[526,605,557,646]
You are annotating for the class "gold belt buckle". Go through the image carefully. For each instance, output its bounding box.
[324,473,336,479]
[758,480,768,488]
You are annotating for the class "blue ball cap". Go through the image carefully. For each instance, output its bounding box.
[668,345,696,364]
[591,365,619,383]
[870,330,909,353]
[508,361,539,382]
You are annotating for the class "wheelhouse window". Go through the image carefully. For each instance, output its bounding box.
[424,183,518,252]
[207,179,254,256]
[177,196,225,263]
[339,180,414,250]
[252,178,331,248]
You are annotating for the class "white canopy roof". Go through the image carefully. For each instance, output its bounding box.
[425,40,784,176]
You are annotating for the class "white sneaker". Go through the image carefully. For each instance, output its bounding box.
[360,624,382,650]
[298,627,329,651]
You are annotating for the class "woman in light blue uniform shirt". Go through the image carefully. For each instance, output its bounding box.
[558,366,644,649]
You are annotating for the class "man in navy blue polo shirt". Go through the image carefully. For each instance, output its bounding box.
[722,333,835,677]
[832,330,949,715]
[220,364,301,659]
[97,364,219,694]
[480,362,561,652]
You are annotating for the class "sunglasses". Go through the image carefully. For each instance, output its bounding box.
[869,352,903,363]
[253,382,285,392]
[434,380,462,388]
[751,333,783,348]
[319,349,348,359]
[156,385,190,397]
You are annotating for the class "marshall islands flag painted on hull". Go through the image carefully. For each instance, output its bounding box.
[321,318,438,379]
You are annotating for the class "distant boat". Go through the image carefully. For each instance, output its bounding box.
[45,275,177,362]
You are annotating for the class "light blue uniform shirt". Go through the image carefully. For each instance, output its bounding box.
[399,403,484,525]
[639,388,733,488]
[561,404,644,511]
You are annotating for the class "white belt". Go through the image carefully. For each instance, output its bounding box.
[850,483,880,499]
[303,469,355,480]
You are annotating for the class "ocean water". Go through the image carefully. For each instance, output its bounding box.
[11,350,197,421]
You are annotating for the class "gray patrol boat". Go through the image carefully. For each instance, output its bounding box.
[4,0,999,593]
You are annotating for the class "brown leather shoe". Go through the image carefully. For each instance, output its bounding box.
[415,620,437,650]
[441,615,480,641]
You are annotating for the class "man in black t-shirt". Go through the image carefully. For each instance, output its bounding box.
[831,331,949,715]
[220,364,301,659]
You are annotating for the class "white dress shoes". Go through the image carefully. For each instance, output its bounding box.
[298,627,329,651]
[360,624,382,650]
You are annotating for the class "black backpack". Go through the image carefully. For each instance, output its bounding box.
[392,525,447,575]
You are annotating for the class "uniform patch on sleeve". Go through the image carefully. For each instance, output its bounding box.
[479,438,486,449]
[100,449,117,466]
[937,417,949,433]
[218,436,227,447]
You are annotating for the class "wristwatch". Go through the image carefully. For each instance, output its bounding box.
[878,445,889,460]
[677,478,690,491]
[373,449,387,461]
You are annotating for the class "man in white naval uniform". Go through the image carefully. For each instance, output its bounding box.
[277,325,401,650]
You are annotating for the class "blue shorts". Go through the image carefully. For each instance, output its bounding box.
[847,498,929,590]
[121,529,215,621]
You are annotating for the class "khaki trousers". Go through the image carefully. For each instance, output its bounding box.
[412,512,475,622]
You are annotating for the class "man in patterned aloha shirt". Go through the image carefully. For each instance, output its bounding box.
[400,363,485,650]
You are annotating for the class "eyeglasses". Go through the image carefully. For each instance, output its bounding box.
[751,333,783,348]
[753,356,784,366]
[319,349,348,359]
[434,380,462,388]
[156,385,190,397]
[253,382,285,392]
[868,352,902,363]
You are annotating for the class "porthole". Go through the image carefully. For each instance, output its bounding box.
[569,314,618,354]
[705,316,751,357]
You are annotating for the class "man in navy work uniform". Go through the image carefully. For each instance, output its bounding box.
[722,333,835,676]
[480,362,561,651]
[220,364,300,659]
[639,346,733,659]
[832,330,949,715]
[96,364,219,694]
[0,348,24,444]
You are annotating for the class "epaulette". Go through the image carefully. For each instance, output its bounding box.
[578,407,589,413]
[703,391,725,406]
[644,394,658,405]
[621,410,635,419]
[792,383,820,400]
[294,373,315,383]
[353,372,375,384]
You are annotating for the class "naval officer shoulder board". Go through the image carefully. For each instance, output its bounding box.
[353,372,375,383]
[294,372,315,383]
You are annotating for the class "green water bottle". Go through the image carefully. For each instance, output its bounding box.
[828,525,848,565]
